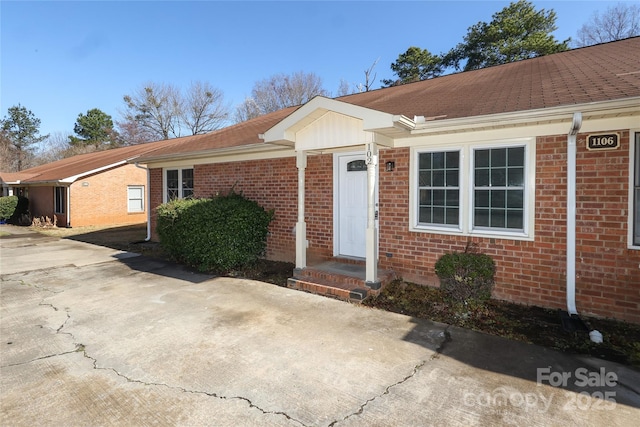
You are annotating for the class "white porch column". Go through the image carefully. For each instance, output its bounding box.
[295,151,307,270]
[365,142,379,287]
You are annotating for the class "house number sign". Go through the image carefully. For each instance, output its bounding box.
[586,133,619,151]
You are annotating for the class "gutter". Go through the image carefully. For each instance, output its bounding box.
[410,97,640,135]
[134,162,151,241]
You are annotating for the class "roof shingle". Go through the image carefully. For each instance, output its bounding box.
[6,38,639,176]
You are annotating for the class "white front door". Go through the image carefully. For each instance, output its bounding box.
[337,154,368,258]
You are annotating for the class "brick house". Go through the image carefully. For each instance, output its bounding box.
[136,38,640,323]
[1,144,164,228]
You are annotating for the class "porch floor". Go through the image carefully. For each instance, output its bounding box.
[288,260,396,303]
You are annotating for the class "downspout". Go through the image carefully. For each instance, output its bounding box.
[135,162,151,241]
[567,112,582,315]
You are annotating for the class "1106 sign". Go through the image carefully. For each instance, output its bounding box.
[586,133,619,151]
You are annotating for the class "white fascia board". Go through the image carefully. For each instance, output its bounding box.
[137,143,295,168]
[261,96,399,144]
[410,97,640,136]
[60,160,128,183]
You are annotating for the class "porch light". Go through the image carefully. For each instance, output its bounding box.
[385,161,395,172]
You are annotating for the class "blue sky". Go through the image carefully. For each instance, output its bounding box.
[0,0,627,138]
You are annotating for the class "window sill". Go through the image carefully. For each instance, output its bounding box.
[410,224,533,241]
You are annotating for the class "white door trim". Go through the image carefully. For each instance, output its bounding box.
[333,151,378,258]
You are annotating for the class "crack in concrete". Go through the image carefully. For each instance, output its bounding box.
[1,288,77,368]
[329,326,453,426]
[2,344,85,368]
[328,359,428,427]
[79,349,309,427]
[20,287,308,427]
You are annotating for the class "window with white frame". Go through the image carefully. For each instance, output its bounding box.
[473,146,525,230]
[165,168,194,202]
[127,185,144,213]
[633,132,640,246]
[417,150,460,227]
[411,141,531,239]
[54,186,65,214]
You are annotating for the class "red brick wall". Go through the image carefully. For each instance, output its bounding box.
[149,168,163,240]
[147,130,639,323]
[27,165,147,228]
[377,130,639,323]
[151,159,295,261]
[69,164,147,227]
[305,154,334,261]
[150,155,336,262]
[194,158,298,262]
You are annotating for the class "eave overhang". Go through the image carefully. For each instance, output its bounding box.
[407,97,640,136]
[132,143,294,166]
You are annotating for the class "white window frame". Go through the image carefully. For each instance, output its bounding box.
[629,129,640,249]
[162,167,194,203]
[127,185,145,213]
[410,138,535,241]
[413,148,463,233]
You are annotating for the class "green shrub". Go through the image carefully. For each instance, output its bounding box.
[156,190,274,272]
[434,245,495,306]
[0,196,18,221]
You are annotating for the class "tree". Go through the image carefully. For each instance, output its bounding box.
[181,81,229,135]
[234,71,328,122]
[382,47,444,87]
[336,59,380,96]
[122,82,182,140]
[122,81,229,141]
[0,105,48,171]
[445,0,569,71]
[574,3,640,47]
[0,130,14,171]
[69,108,119,149]
[115,119,157,145]
[33,132,101,166]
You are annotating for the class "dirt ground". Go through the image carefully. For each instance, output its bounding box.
[31,223,640,369]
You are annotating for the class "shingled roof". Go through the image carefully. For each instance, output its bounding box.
[6,37,639,175]
[1,142,168,184]
[336,36,640,119]
[138,37,640,161]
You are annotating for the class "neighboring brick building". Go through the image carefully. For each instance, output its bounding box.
[1,144,166,228]
[136,38,640,323]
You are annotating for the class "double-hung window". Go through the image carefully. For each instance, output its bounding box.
[164,168,194,202]
[473,146,525,230]
[127,185,145,213]
[411,141,532,239]
[417,151,460,228]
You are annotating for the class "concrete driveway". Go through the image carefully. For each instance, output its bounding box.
[1,225,639,426]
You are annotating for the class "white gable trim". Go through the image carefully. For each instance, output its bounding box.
[60,160,131,183]
[260,96,407,149]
